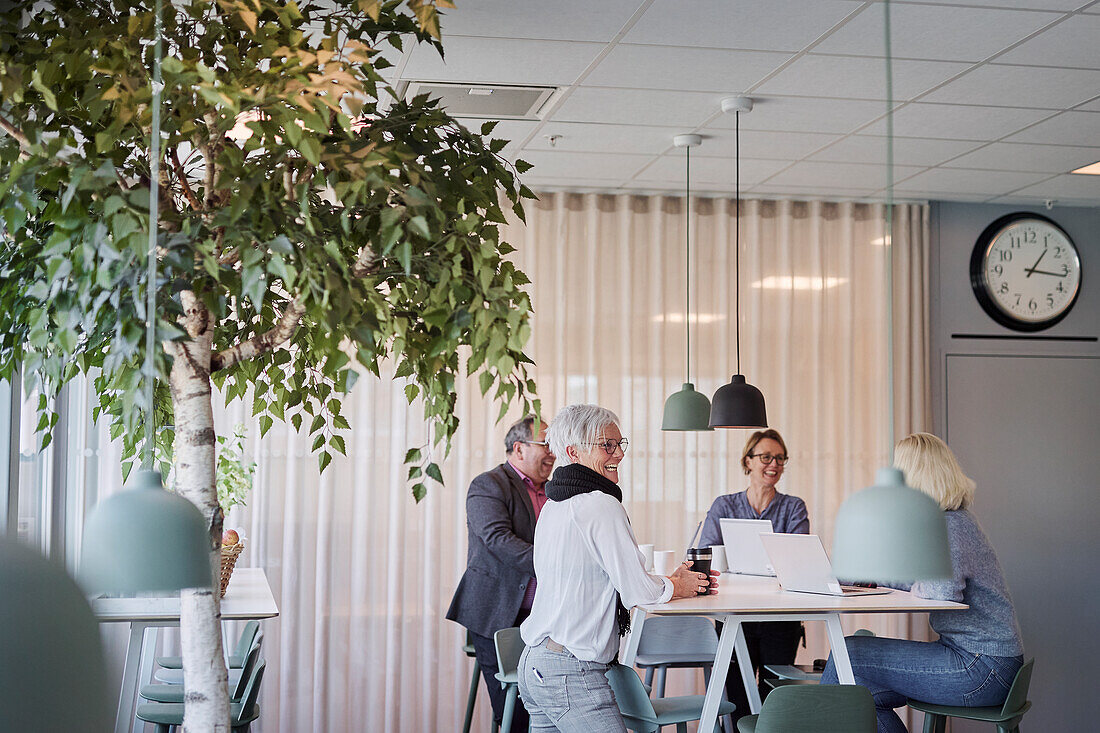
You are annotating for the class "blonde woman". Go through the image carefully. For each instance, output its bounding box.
[820,433,1024,733]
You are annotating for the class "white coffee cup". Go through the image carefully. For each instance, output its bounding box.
[653,550,678,576]
[638,543,655,572]
[710,544,728,573]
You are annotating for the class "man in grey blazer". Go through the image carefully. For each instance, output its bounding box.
[447,415,555,731]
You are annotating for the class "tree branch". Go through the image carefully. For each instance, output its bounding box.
[170,147,202,211]
[211,298,306,372]
[351,247,380,278]
[0,114,31,158]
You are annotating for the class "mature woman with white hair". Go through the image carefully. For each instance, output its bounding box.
[820,433,1024,733]
[517,404,717,732]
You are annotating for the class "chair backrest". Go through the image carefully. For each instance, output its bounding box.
[755,684,875,733]
[999,658,1034,717]
[233,620,261,659]
[605,664,658,725]
[636,616,718,657]
[493,627,525,676]
[232,660,266,724]
[463,629,476,657]
[230,641,263,701]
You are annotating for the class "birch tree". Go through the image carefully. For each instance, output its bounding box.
[0,1,537,729]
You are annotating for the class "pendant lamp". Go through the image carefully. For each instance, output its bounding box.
[710,97,767,429]
[662,134,713,431]
[80,0,213,595]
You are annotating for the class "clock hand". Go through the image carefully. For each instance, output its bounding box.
[1024,248,1048,277]
[1026,268,1067,278]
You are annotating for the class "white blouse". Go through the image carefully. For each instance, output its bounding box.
[520,491,673,663]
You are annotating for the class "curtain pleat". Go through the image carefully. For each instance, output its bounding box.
[89,192,930,732]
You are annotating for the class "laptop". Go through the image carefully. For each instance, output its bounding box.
[718,518,776,576]
[759,533,892,597]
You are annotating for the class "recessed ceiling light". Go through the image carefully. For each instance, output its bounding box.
[1070,160,1100,175]
[468,88,494,96]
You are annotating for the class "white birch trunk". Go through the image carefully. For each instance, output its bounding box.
[170,291,230,732]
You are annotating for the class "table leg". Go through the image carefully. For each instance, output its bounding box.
[731,619,762,714]
[698,615,738,732]
[824,614,855,684]
[619,606,647,667]
[115,622,146,733]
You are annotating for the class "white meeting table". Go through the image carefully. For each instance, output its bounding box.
[92,568,279,733]
[621,573,966,732]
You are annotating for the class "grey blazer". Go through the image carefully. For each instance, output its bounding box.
[446,462,538,639]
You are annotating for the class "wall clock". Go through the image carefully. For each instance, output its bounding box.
[969,212,1082,332]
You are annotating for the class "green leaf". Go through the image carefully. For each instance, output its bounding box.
[318,451,332,473]
[411,482,427,502]
[425,462,443,483]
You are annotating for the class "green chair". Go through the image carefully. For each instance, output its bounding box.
[140,637,262,704]
[156,619,260,670]
[736,684,875,732]
[764,628,874,688]
[908,659,1034,733]
[606,663,735,733]
[462,630,482,733]
[492,627,525,733]
[136,660,265,733]
[635,616,719,697]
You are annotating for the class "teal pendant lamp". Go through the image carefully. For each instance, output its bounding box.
[662,134,713,431]
[80,0,213,595]
[833,3,951,585]
[832,468,952,583]
[710,97,767,429]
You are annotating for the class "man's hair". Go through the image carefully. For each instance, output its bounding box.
[546,404,619,463]
[504,415,538,454]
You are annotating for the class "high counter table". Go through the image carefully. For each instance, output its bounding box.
[92,567,279,733]
[621,573,966,731]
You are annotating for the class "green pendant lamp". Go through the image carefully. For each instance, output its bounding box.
[833,4,951,585]
[80,0,213,595]
[663,134,713,431]
[710,97,767,429]
[832,467,952,583]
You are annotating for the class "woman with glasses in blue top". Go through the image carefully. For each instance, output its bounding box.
[698,428,809,724]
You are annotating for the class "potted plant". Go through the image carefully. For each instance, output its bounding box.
[216,426,255,596]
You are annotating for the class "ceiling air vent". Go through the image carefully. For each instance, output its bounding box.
[402,82,558,120]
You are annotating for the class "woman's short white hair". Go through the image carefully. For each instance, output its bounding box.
[893,432,976,511]
[546,404,620,463]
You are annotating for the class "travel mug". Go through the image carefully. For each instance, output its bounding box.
[686,547,712,595]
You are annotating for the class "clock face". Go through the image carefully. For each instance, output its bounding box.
[970,213,1082,332]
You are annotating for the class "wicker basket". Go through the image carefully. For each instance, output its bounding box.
[219,540,244,598]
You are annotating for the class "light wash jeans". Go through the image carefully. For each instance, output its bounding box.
[820,635,1023,733]
[517,640,627,733]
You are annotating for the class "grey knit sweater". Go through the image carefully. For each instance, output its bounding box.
[911,509,1024,657]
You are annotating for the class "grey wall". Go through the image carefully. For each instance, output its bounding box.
[930,202,1100,732]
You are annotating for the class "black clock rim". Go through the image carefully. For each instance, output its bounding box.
[968,212,1082,333]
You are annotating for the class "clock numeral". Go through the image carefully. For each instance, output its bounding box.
[992,264,1003,276]
[1028,298,1037,312]
[1026,230,1037,244]
[1054,246,1063,258]
[1061,263,1069,276]
[1056,281,1065,293]
[998,249,1013,262]
[1008,233,1022,248]
[1047,295,1055,307]
[1014,294,1021,307]
[999,282,1009,294]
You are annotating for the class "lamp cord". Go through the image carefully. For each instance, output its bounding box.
[735,109,741,376]
[144,0,163,469]
[885,0,896,451]
[685,145,691,385]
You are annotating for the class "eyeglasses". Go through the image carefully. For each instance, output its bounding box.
[585,438,630,455]
[521,440,550,448]
[749,452,788,466]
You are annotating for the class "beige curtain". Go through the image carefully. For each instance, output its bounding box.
[95,192,931,732]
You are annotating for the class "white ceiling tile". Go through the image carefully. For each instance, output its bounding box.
[764,161,924,189]
[1079,99,1100,112]
[893,167,1049,195]
[437,0,643,42]
[521,123,682,155]
[995,15,1100,69]
[1006,111,1100,147]
[754,55,971,101]
[582,45,793,93]
[808,135,981,167]
[748,184,880,198]
[941,142,1100,173]
[693,129,845,160]
[526,179,630,193]
[860,103,1054,140]
[899,0,1084,10]
[551,87,722,127]
[624,0,865,52]
[1009,173,1100,201]
[632,155,791,186]
[920,64,1100,109]
[706,96,888,135]
[401,37,604,86]
[812,3,1058,62]
[517,150,654,179]
[465,119,541,154]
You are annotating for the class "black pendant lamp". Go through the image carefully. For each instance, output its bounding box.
[662,134,713,431]
[710,97,768,429]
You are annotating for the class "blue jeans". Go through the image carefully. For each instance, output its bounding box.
[517,640,627,733]
[820,635,1023,733]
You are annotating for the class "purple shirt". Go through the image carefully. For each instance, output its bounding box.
[509,460,547,609]
[698,489,810,548]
